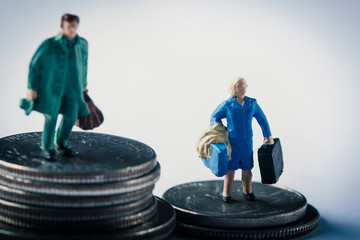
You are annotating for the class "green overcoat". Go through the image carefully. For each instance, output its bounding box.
[28,33,89,117]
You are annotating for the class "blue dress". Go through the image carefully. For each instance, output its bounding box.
[210,96,271,171]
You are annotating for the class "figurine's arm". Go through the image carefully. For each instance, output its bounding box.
[27,41,48,99]
[253,100,273,144]
[210,101,227,126]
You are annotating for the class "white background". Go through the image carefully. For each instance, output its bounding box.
[1,0,360,239]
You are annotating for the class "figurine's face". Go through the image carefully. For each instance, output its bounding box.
[61,21,78,40]
[234,81,247,97]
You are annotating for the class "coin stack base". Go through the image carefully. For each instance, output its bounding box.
[0,196,175,240]
[163,180,320,240]
[0,132,175,239]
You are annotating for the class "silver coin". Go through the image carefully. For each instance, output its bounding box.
[175,204,320,240]
[0,132,157,184]
[0,196,158,231]
[163,180,307,229]
[0,193,154,221]
[0,184,154,208]
[0,163,160,196]
[0,196,176,240]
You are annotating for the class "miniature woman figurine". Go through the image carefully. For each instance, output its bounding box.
[210,77,274,203]
[22,13,90,160]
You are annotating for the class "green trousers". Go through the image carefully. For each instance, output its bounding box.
[41,113,78,150]
[41,92,79,150]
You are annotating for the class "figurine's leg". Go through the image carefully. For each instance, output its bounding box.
[41,114,57,150]
[222,171,235,197]
[242,170,253,194]
[55,114,77,148]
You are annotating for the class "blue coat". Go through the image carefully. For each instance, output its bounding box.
[210,96,271,171]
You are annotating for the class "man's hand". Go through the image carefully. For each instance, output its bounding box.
[264,136,274,145]
[27,89,38,100]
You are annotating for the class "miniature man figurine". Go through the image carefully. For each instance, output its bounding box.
[23,13,90,160]
[210,77,274,203]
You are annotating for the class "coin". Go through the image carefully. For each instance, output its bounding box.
[0,196,158,231]
[0,163,160,196]
[0,132,157,184]
[0,196,176,240]
[175,204,320,240]
[0,193,154,222]
[0,184,154,208]
[163,180,307,228]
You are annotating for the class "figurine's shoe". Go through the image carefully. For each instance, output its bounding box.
[221,194,232,203]
[243,192,256,201]
[55,146,75,157]
[40,149,55,160]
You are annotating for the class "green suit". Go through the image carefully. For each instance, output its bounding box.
[27,33,90,150]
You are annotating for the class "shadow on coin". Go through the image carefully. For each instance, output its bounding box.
[172,231,200,240]
[172,217,324,240]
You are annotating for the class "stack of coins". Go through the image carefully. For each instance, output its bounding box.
[0,132,175,239]
[164,180,320,240]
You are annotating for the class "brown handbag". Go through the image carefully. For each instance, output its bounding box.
[75,91,104,130]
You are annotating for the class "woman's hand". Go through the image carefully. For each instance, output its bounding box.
[26,89,37,100]
[264,136,274,145]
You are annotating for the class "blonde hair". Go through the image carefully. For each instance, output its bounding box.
[196,123,232,160]
[229,77,248,97]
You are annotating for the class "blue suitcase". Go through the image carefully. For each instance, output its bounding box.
[257,138,283,184]
[202,143,229,177]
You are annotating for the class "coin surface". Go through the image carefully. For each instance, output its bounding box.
[175,204,320,240]
[163,180,307,228]
[0,132,157,184]
[0,196,176,240]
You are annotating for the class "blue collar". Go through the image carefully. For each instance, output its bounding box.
[228,96,251,110]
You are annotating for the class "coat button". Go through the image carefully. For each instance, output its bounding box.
[239,161,242,164]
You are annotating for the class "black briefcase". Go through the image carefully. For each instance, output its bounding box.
[257,138,283,184]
